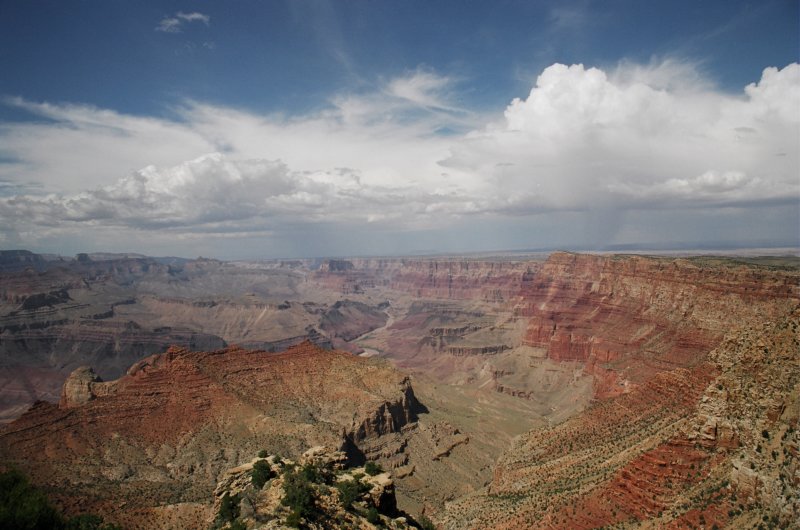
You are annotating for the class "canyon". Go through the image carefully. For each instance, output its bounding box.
[1,249,798,528]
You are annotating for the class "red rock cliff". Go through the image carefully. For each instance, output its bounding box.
[518,252,799,396]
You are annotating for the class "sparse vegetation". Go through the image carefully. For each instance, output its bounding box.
[366,505,380,525]
[0,469,120,530]
[364,461,383,476]
[215,491,241,527]
[0,469,62,529]
[281,467,318,526]
[64,515,122,530]
[418,514,436,530]
[336,479,370,508]
[251,459,272,489]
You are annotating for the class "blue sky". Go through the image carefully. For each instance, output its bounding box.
[0,0,798,258]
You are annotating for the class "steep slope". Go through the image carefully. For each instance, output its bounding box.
[311,252,800,522]
[439,255,800,529]
[0,341,422,528]
[519,252,798,397]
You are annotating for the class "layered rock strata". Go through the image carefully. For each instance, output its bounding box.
[313,258,541,302]
[518,252,799,397]
[438,258,800,529]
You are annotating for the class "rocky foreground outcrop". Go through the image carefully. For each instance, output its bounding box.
[208,446,424,529]
[0,341,423,529]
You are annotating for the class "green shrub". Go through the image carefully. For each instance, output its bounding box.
[65,515,104,530]
[418,514,436,530]
[300,464,318,482]
[366,505,380,525]
[281,469,316,521]
[285,509,302,528]
[336,479,370,508]
[258,449,269,458]
[252,460,272,490]
[217,492,240,523]
[0,470,119,530]
[364,461,383,476]
[65,514,121,530]
[0,468,63,529]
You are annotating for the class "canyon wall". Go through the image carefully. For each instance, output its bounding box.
[0,258,228,422]
[0,255,378,423]
[312,257,541,301]
[439,254,800,529]
[517,252,799,396]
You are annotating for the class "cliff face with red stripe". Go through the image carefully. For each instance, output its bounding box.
[517,252,799,397]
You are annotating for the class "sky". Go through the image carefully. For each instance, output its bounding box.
[0,0,798,259]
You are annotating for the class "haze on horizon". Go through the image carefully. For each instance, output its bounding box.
[0,0,798,260]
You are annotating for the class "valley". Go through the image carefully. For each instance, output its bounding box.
[0,249,798,528]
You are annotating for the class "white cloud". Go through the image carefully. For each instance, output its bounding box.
[177,12,210,25]
[444,62,799,213]
[0,61,797,255]
[156,17,181,33]
[0,97,217,192]
[156,11,210,33]
[385,69,460,112]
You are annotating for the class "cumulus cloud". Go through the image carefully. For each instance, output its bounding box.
[156,11,210,33]
[444,62,799,214]
[0,61,797,255]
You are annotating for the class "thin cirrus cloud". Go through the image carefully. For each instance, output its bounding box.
[0,61,797,254]
[156,12,211,33]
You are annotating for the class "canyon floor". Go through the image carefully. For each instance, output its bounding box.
[0,249,798,529]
